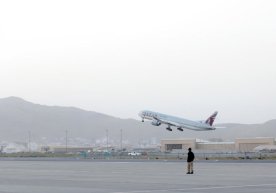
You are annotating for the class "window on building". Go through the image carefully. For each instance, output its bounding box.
[166,144,182,151]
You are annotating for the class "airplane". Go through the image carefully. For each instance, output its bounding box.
[138,110,219,131]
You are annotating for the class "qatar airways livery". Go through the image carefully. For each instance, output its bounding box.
[139,110,219,131]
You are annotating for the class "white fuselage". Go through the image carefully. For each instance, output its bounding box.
[139,110,216,131]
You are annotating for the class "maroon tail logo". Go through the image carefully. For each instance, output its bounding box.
[205,111,218,126]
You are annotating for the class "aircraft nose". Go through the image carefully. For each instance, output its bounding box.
[138,111,143,117]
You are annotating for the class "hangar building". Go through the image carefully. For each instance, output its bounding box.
[161,137,275,152]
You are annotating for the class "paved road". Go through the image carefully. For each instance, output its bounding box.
[0,160,275,193]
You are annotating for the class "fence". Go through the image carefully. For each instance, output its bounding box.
[85,151,276,160]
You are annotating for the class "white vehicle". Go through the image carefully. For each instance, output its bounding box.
[128,152,141,156]
[139,110,219,131]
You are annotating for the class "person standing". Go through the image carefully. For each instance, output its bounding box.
[187,147,195,174]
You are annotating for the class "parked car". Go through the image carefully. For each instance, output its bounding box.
[128,152,141,156]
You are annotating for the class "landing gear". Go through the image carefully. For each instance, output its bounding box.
[166,127,172,131]
[141,119,144,122]
[177,127,183,131]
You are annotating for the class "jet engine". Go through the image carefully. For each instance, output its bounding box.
[151,120,161,126]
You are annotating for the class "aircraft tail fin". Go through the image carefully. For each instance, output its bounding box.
[205,111,218,126]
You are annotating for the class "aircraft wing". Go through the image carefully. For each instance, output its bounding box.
[152,116,182,127]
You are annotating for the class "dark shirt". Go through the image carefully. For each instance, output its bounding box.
[187,151,194,162]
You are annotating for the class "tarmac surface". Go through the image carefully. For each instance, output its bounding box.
[0,159,276,193]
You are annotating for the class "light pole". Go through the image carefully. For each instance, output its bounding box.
[28,131,31,152]
[120,129,123,151]
[106,129,109,153]
[65,130,68,153]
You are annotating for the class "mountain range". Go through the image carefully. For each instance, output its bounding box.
[0,97,275,145]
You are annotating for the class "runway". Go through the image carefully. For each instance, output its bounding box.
[0,160,275,193]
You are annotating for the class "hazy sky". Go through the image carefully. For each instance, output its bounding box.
[0,0,275,123]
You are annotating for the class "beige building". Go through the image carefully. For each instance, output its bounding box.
[161,139,196,152]
[161,137,276,152]
[196,142,235,152]
[235,138,275,152]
